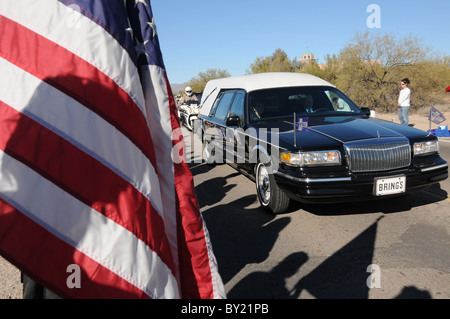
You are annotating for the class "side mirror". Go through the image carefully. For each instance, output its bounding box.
[226,115,241,127]
[360,107,371,117]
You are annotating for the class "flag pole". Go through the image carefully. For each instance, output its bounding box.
[429,106,431,135]
[293,113,297,148]
[428,103,434,136]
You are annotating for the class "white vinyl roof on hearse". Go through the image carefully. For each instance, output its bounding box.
[199,72,335,117]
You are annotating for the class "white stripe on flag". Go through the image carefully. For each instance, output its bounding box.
[0,149,179,299]
[141,65,180,279]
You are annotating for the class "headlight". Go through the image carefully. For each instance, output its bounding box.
[281,150,341,167]
[413,141,439,156]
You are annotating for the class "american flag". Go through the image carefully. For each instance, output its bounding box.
[0,0,225,299]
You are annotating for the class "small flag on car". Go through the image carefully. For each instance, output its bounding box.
[293,115,308,148]
[296,117,309,132]
[429,106,446,125]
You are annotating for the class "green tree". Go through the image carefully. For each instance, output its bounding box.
[333,31,447,113]
[300,54,339,84]
[247,49,301,74]
[187,69,231,92]
[245,32,450,114]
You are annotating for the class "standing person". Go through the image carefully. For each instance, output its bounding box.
[398,78,411,125]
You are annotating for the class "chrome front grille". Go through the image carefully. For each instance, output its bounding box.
[344,138,411,173]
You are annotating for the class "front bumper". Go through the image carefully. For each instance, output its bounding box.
[274,159,448,204]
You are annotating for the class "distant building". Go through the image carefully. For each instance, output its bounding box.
[300,50,380,70]
[300,51,327,69]
[300,51,316,64]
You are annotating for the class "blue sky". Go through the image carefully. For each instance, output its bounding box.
[151,0,450,85]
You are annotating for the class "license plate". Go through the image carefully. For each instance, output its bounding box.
[374,176,406,196]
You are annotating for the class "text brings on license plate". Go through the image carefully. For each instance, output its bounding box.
[374,176,406,196]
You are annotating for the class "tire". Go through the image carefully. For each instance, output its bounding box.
[202,131,213,164]
[202,130,221,165]
[255,162,290,214]
[186,116,193,131]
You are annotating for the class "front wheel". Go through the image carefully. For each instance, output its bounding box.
[255,162,290,214]
[202,130,222,165]
[186,116,193,131]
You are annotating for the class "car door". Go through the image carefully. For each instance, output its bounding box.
[224,91,246,165]
[203,90,235,163]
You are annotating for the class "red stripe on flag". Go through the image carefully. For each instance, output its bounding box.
[0,198,150,299]
[164,75,215,299]
[0,100,176,276]
[0,14,157,169]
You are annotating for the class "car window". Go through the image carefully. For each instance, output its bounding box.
[248,86,362,123]
[325,90,353,112]
[212,92,235,121]
[228,92,245,126]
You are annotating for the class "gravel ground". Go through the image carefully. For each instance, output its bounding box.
[0,257,22,299]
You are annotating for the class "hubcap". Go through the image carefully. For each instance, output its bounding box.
[257,164,270,204]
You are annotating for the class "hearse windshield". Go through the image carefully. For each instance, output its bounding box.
[248,86,362,123]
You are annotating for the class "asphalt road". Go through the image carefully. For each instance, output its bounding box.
[187,130,450,299]
[1,132,448,299]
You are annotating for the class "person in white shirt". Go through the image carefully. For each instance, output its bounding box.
[398,78,411,125]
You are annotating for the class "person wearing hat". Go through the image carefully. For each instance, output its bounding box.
[398,78,411,125]
[179,86,198,105]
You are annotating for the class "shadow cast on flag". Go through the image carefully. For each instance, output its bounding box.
[0,0,225,299]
